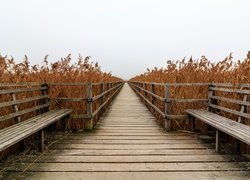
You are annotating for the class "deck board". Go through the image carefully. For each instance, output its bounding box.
[1,83,249,179]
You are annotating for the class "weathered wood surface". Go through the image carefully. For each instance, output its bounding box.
[186,109,250,145]
[2,83,249,179]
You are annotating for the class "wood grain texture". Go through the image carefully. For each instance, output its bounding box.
[2,83,249,180]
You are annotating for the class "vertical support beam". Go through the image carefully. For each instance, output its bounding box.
[190,116,195,132]
[164,84,171,132]
[86,83,93,130]
[208,83,217,112]
[41,83,49,113]
[101,83,104,114]
[11,93,21,123]
[107,83,111,105]
[236,92,247,152]
[38,130,44,152]
[238,94,247,123]
[61,114,70,132]
[215,129,221,153]
[151,84,155,113]
[143,83,147,104]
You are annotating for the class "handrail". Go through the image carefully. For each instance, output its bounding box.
[92,83,123,101]
[129,81,250,131]
[129,81,211,131]
[0,81,123,87]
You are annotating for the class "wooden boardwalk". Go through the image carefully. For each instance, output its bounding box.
[2,84,250,179]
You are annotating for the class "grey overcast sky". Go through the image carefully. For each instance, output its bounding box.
[0,0,250,79]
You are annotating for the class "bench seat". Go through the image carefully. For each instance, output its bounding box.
[186,109,250,151]
[0,109,72,152]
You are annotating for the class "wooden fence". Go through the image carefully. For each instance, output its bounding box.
[129,81,250,131]
[0,81,124,131]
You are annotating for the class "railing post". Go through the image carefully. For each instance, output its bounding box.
[208,83,216,112]
[86,83,93,130]
[11,92,21,123]
[151,84,155,113]
[164,84,171,131]
[143,83,147,104]
[41,83,49,113]
[101,83,104,114]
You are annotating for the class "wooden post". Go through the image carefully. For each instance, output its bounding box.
[38,130,44,152]
[61,114,70,132]
[101,83,104,114]
[208,83,217,113]
[11,93,21,123]
[41,83,49,113]
[86,83,93,130]
[215,129,221,153]
[143,83,147,104]
[236,92,248,152]
[164,84,171,132]
[151,84,155,113]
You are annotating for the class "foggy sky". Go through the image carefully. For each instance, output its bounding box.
[1,0,250,79]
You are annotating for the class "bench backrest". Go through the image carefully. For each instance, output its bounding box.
[0,84,50,128]
[208,84,250,124]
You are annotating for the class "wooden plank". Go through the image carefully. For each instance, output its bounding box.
[0,86,47,95]
[50,143,210,149]
[0,95,49,108]
[5,162,249,172]
[209,95,250,107]
[208,103,250,119]
[185,109,250,145]
[5,172,250,180]
[0,109,72,151]
[0,102,51,122]
[55,139,200,145]
[44,149,216,156]
[20,154,249,163]
[209,87,250,94]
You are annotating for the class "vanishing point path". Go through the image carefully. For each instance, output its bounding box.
[5,84,250,179]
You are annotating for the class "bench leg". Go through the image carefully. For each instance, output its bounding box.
[38,130,44,152]
[86,118,93,130]
[190,116,195,132]
[165,118,171,132]
[216,130,221,153]
[61,115,70,132]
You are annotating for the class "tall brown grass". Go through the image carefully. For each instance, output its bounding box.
[130,51,250,153]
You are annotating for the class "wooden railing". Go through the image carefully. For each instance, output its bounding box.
[129,81,209,131]
[49,81,124,130]
[129,81,250,131]
[0,81,124,131]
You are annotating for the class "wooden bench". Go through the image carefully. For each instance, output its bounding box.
[186,84,250,152]
[0,84,72,153]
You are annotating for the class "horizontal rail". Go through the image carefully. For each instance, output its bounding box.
[92,84,123,116]
[209,95,250,107]
[130,81,211,86]
[168,99,208,103]
[48,81,124,86]
[55,97,87,102]
[130,84,165,117]
[0,82,45,87]
[0,102,51,122]
[71,114,91,119]
[0,95,49,108]
[0,87,48,95]
[92,83,123,101]
[130,83,165,101]
[209,87,250,94]
[208,103,250,119]
[130,81,250,87]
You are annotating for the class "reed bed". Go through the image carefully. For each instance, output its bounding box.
[130,51,250,153]
[0,54,122,159]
